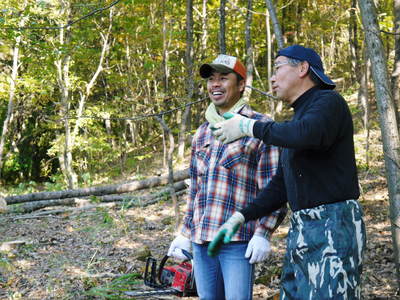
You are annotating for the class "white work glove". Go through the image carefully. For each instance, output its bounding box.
[207,211,245,257]
[245,235,271,264]
[168,235,191,260]
[213,112,255,144]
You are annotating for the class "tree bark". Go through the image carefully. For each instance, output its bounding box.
[156,116,180,228]
[392,0,400,123]
[5,168,189,204]
[358,0,400,287]
[265,8,275,118]
[265,0,284,49]
[219,0,227,54]
[55,0,77,189]
[243,0,254,101]
[177,0,194,160]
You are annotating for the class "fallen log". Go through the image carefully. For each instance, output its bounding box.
[7,190,188,218]
[7,181,187,214]
[6,168,189,204]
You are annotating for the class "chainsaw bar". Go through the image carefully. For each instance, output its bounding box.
[124,288,177,297]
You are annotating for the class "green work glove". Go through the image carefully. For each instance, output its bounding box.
[212,112,255,144]
[207,211,245,257]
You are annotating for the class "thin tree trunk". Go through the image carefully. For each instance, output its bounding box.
[392,0,400,123]
[72,8,114,145]
[358,0,400,287]
[219,0,227,54]
[265,8,275,118]
[156,116,180,228]
[55,0,77,189]
[177,0,194,159]
[243,0,254,101]
[200,0,208,61]
[265,0,284,49]
[360,49,370,167]
[349,0,359,86]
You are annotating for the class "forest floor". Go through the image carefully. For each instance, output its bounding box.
[0,165,398,300]
[0,123,398,299]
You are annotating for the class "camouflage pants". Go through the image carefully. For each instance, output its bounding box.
[280,200,366,300]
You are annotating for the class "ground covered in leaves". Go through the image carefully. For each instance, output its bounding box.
[0,170,398,300]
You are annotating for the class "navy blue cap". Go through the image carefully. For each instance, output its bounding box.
[277,45,335,90]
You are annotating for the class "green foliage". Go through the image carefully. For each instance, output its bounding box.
[0,0,394,188]
[85,273,141,299]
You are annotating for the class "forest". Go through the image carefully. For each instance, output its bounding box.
[0,0,399,299]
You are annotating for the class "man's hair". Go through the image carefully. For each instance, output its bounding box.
[287,58,324,88]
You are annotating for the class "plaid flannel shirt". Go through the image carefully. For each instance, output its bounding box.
[181,105,284,244]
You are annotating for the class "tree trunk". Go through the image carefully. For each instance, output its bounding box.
[392,0,400,123]
[200,0,208,61]
[265,0,284,49]
[358,0,400,287]
[156,116,180,228]
[243,0,254,101]
[265,8,275,118]
[219,0,227,54]
[177,0,194,159]
[55,1,77,189]
[349,0,360,86]
[8,181,187,214]
[5,168,189,204]
[72,8,114,145]
[360,49,370,167]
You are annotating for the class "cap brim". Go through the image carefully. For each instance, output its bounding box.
[310,66,336,90]
[199,64,234,78]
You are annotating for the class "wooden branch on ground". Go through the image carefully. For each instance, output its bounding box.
[6,182,188,214]
[5,168,189,204]
[6,190,187,220]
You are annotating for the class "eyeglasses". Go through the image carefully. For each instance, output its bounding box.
[272,61,290,76]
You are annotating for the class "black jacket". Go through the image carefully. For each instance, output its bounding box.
[241,87,360,221]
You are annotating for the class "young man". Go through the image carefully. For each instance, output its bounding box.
[168,54,285,300]
[210,45,367,299]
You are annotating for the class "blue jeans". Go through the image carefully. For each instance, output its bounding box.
[192,242,254,300]
[280,200,366,300]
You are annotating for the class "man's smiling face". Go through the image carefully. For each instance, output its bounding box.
[207,71,245,114]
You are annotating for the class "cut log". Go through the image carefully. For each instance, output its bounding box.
[6,168,189,204]
[7,181,188,214]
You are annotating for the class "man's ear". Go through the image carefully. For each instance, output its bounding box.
[239,79,246,92]
[299,61,310,78]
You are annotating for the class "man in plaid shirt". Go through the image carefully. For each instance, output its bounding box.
[168,54,286,300]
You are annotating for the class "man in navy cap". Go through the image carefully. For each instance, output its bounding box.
[209,45,366,299]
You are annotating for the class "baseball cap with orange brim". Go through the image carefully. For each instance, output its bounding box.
[199,54,247,81]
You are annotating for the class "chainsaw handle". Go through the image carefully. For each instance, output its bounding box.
[158,250,194,286]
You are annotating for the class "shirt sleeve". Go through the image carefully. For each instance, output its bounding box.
[252,142,287,238]
[253,92,346,150]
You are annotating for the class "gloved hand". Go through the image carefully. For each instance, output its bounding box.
[207,211,245,257]
[245,235,271,264]
[213,112,255,144]
[168,235,191,260]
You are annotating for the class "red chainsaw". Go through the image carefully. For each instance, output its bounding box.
[124,249,197,298]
